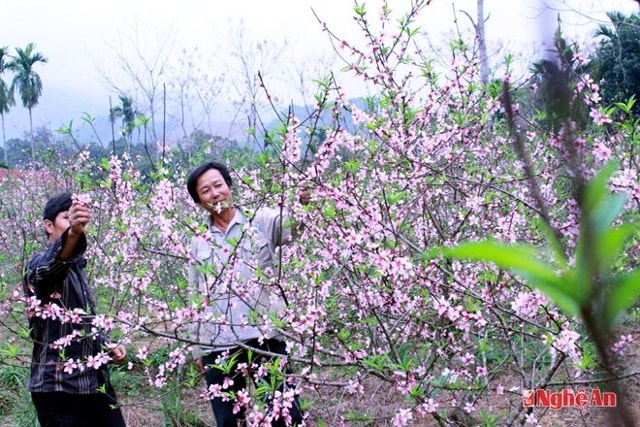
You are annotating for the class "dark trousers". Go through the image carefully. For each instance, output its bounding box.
[31,389,126,427]
[202,338,304,427]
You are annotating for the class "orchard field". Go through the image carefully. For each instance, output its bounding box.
[1,2,639,426]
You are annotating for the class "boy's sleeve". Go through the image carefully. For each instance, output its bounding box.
[26,229,87,299]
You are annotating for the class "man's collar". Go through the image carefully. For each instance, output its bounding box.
[207,208,246,233]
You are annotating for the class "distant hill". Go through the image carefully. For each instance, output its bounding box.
[4,84,368,146]
[66,115,250,146]
[267,98,367,133]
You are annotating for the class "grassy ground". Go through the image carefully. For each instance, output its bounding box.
[2,324,640,426]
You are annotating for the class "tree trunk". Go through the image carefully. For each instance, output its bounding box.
[29,107,35,164]
[109,96,117,156]
[1,112,7,167]
[477,0,489,85]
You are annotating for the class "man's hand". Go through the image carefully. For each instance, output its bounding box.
[57,200,92,261]
[109,344,127,365]
[68,201,91,237]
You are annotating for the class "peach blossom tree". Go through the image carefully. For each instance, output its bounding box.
[0,1,639,426]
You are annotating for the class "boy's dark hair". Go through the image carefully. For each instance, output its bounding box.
[43,192,73,222]
[186,161,232,203]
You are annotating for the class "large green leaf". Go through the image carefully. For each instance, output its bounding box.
[595,224,635,275]
[572,162,627,292]
[583,161,618,215]
[605,270,640,326]
[589,193,628,235]
[441,241,581,316]
[537,218,568,270]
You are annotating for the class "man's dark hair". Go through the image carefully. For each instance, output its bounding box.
[186,161,233,204]
[43,192,73,222]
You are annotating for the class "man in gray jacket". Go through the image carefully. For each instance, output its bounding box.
[186,161,306,427]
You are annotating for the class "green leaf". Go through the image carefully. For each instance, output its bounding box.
[537,219,568,270]
[583,161,619,216]
[56,120,73,135]
[589,193,628,235]
[81,112,96,124]
[614,94,636,114]
[0,343,19,357]
[19,327,32,340]
[386,190,405,205]
[605,270,640,325]
[362,353,389,371]
[344,159,360,174]
[323,200,336,219]
[594,224,635,275]
[442,241,558,286]
[442,241,581,315]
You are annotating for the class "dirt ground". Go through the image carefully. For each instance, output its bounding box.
[301,324,640,427]
[117,342,640,427]
[22,322,637,427]
[521,324,640,427]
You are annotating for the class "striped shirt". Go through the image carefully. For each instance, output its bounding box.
[23,229,109,394]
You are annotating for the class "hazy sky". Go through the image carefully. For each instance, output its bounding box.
[1,0,637,139]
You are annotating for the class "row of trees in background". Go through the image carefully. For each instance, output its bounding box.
[3,11,638,175]
[0,124,251,178]
[2,10,639,172]
[0,42,162,170]
[1,16,319,170]
[0,43,47,165]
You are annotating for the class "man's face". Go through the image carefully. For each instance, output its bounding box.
[44,211,70,243]
[195,168,233,214]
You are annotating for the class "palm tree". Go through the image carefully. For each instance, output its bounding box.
[8,43,48,163]
[588,12,640,116]
[0,46,14,167]
[529,26,589,133]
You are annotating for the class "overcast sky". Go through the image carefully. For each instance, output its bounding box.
[1,0,637,140]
